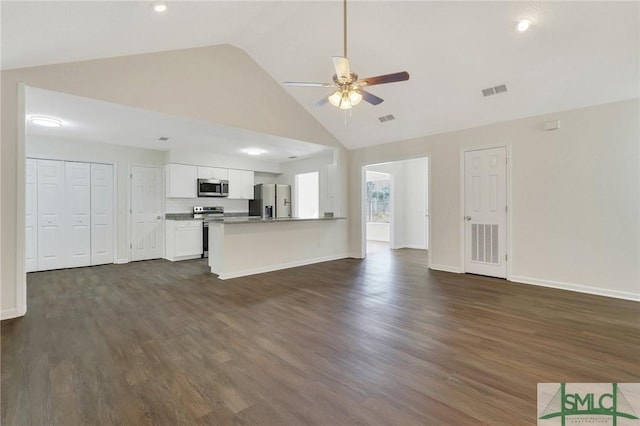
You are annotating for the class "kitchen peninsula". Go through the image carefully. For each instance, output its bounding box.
[208,217,348,279]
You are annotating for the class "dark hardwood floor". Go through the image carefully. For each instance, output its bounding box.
[2,249,639,425]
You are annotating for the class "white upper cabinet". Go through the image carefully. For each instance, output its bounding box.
[197,166,228,180]
[227,169,254,199]
[242,170,254,199]
[166,163,197,198]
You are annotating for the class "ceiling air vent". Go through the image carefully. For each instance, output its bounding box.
[482,84,508,97]
[378,114,395,123]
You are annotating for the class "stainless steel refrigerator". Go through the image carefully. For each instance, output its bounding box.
[249,184,292,218]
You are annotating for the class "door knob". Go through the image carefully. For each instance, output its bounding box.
[157,216,162,220]
[465,216,472,221]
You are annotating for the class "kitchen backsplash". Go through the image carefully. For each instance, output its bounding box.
[166,198,249,214]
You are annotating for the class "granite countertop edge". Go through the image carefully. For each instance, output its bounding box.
[165,213,346,223]
[212,217,347,224]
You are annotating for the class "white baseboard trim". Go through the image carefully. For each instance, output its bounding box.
[398,244,427,250]
[1,307,23,321]
[115,258,129,264]
[429,264,463,273]
[510,275,640,302]
[216,253,350,280]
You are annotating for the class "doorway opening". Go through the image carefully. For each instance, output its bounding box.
[363,157,429,259]
[365,170,392,254]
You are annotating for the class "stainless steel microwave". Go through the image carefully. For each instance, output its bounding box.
[197,179,229,197]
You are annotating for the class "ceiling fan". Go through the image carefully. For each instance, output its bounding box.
[282,0,410,110]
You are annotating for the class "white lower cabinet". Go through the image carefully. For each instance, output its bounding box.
[165,220,203,261]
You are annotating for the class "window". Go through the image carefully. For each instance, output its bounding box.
[366,172,391,223]
[295,172,319,218]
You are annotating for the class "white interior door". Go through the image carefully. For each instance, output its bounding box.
[65,162,91,268]
[25,159,38,272]
[37,159,66,271]
[464,147,507,278]
[91,163,114,265]
[130,166,164,261]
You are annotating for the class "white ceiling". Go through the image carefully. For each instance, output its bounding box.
[3,1,639,150]
[26,86,331,162]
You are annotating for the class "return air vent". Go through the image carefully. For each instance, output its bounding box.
[378,114,395,123]
[482,84,508,97]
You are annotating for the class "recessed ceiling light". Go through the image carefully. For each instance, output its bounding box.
[516,19,532,32]
[243,148,266,156]
[30,116,62,127]
[152,1,167,13]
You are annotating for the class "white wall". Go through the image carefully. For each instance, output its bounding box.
[166,149,282,174]
[26,135,166,263]
[403,158,429,250]
[366,223,390,242]
[350,99,640,301]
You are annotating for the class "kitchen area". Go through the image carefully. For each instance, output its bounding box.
[164,163,347,279]
[24,86,349,280]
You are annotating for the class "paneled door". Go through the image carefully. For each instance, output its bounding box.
[25,159,38,272]
[65,162,91,268]
[130,166,164,261]
[464,147,507,278]
[37,159,66,271]
[91,163,114,265]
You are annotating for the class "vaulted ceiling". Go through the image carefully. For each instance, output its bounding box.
[3,1,638,150]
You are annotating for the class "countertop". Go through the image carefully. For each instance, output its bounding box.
[211,216,346,225]
[165,213,345,224]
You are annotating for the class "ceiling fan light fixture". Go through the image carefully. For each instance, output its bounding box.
[328,91,343,108]
[349,90,362,106]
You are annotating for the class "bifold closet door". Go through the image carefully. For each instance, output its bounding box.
[37,159,66,271]
[25,159,38,273]
[91,164,114,265]
[65,162,91,268]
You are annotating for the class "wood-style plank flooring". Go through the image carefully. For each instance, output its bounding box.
[2,249,639,425]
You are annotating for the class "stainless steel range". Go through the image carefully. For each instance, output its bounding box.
[193,206,224,258]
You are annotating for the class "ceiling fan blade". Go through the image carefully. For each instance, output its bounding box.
[332,56,351,80]
[359,71,410,87]
[359,89,384,105]
[282,81,335,88]
[314,96,330,107]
